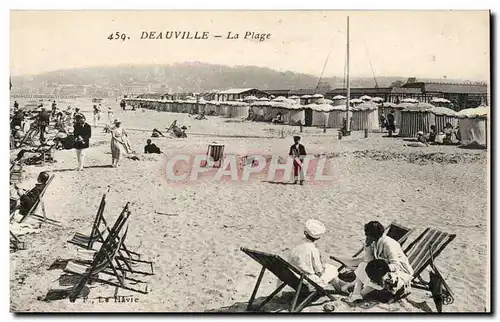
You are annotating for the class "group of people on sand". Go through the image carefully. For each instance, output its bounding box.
[290,219,413,305]
[410,123,460,147]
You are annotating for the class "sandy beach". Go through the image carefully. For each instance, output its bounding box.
[10,100,489,312]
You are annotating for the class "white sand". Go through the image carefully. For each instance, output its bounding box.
[10,99,488,312]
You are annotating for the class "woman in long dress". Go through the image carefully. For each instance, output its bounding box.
[110,119,130,167]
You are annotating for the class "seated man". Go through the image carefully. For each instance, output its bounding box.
[151,128,165,137]
[12,125,25,148]
[426,125,437,142]
[344,221,414,303]
[288,219,340,288]
[11,171,50,216]
[272,112,284,124]
[443,123,456,144]
[144,139,161,154]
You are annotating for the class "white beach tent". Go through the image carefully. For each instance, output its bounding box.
[307,103,337,127]
[359,95,372,101]
[327,104,352,128]
[457,105,488,148]
[398,102,458,137]
[350,102,380,131]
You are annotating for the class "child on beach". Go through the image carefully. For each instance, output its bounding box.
[288,219,342,289]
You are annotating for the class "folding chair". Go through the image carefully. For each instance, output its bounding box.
[67,196,142,262]
[202,144,225,168]
[10,231,26,252]
[330,221,413,270]
[403,228,456,312]
[165,120,177,133]
[240,247,336,313]
[65,209,148,302]
[10,161,23,184]
[17,175,58,225]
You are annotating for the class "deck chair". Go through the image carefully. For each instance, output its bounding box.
[330,221,414,270]
[10,161,23,184]
[202,144,225,168]
[66,206,148,302]
[67,195,142,261]
[240,247,336,313]
[165,120,177,133]
[10,231,26,252]
[404,228,456,312]
[17,174,57,224]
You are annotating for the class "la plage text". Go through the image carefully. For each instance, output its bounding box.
[139,31,271,42]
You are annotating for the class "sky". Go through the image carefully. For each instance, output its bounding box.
[10,10,490,80]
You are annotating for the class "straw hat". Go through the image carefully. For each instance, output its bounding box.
[305,219,326,239]
[14,125,20,130]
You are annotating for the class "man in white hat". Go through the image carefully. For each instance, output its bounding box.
[288,219,340,288]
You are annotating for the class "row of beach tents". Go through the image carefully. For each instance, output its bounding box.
[123,95,487,148]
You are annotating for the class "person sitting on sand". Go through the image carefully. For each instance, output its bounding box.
[343,221,413,303]
[151,128,165,138]
[11,171,50,216]
[194,113,207,120]
[171,125,187,138]
[12,125,25,147]
[272,112,284,124]
[289,219,341,288]
[144,139,161,154]
[443,123,456,144]
[405,131,428,147]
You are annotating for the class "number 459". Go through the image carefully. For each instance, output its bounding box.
[108,32,128,41]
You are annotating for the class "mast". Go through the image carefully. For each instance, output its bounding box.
[346,16,351,131]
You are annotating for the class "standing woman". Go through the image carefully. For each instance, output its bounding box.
[110,119,130,167]
[107,106,114,125]
[73,114,92,171]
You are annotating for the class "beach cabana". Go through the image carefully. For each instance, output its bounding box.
[381,102,404,126]
[288,105,305,125]
[350,102,380,131]
[457,106,488,148]
[327,105,351,129]
[300,94,313,105]
[399,102,458,137]
[307,103,337,127]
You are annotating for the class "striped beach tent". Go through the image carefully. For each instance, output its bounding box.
[350,102,379,131]
[327,104,351,129]
[399,102,457,137]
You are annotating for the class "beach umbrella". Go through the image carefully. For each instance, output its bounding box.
[332,95,346,99]
[289,95,300,99]
[371,97,384,103]
[315,98,333,105]
[272,96,288,102]
[431,97,451,104]
[360,95,372,101]
[457,105,488,118]
[258,97,270,101]
[401,98,419,103]
[301,95,312,99]
[244,95,258,101]
[350,98,363,104]
[312,94,324,98]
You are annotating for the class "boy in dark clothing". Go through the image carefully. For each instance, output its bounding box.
[289,136,307,185]
[12,171,50,216]
[73,114,92,171]
[144,139,161,154]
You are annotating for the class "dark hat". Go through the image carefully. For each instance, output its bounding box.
[293,136,301,141]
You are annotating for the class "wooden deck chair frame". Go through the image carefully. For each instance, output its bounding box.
[17,174,56,224]
[403,228,456,311]
[67,206,148,302]
[330,221,414,270]
[10,231,26,252]
[165,120,177,133]
[67,193,142,262]
[204,144,225,168]
[240,247,336,313]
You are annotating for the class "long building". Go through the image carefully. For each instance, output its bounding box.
[326,78,488,110]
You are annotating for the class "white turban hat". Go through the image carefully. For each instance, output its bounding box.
[305,219,326,239]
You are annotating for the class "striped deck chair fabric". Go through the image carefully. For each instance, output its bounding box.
[205,144,225,168]
[241,247,336,313]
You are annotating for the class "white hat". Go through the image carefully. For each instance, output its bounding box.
[14,125,20,130]
[305,219,326,239]
[417,131,424,135]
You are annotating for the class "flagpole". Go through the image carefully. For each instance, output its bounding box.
[346,16,351,132]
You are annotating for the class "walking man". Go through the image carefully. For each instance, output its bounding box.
[387,109,396,137]
[38,107,50,143]
[73,114,92,171]
[289,135,307,185]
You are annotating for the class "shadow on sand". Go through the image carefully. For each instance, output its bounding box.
[50,165,113,172]
[205,291,333,313]
[262,181,299,186]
